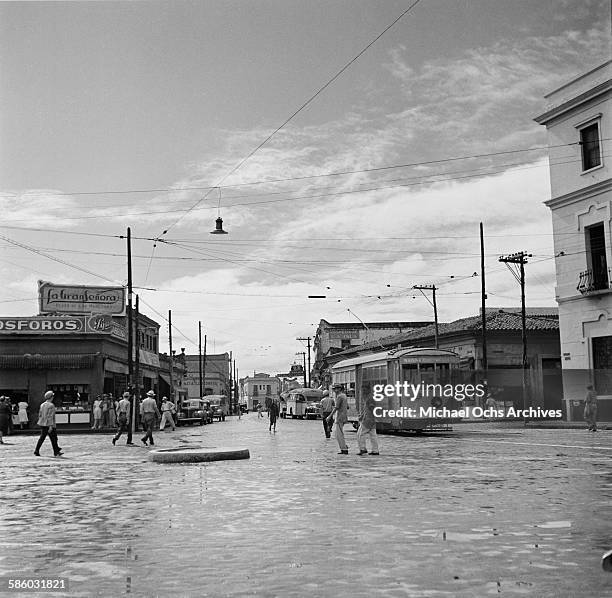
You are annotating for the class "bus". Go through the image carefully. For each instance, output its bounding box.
[285,388,323,419]
[331,347,463,432]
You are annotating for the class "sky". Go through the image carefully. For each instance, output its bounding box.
[1,0,610,376]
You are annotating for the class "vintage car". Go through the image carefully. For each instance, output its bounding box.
[176,398,212,426]
[286,388,324,419]
[304,401,321,419]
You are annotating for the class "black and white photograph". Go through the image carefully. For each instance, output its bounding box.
[0,1,610,596]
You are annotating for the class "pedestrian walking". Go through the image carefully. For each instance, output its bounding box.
[584,384,598,432]
[140,390,161,446]
[34,391,63,457]
[112,392,134,445]
[269,397,279,432]
[0,396,12,444]
[159,397,176,431]
[327,384,349,454]
[257,404,263,418]
[17,399,29,430]
[357,393,379,456]
[92,396,103,430]
[320,390,334,438]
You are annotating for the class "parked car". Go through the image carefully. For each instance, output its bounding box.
[305,401,321,419]
[176,398,211,426]
[286,388,324,419]
[239,403,249,414]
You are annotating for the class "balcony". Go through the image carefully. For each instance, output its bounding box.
[577,268,610,294]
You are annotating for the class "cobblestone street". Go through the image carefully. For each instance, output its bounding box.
[1,415,610,597]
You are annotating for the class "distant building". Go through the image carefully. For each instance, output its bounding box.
[183,352,230,399]
[312,319,432,387]
[241,373,280,410]
[535,60,612,420]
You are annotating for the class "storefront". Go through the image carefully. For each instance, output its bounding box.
[0,315,128,428]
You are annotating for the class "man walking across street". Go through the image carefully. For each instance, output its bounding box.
[34,391,63,457]
[320,390,334,438]
[327,383,349,454]
[159,396,176,431]
[112,391,134,445]
[357,392,380,456]
[140,390,161,446]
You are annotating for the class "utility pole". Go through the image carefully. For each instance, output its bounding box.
[413,285,439,348]
[296,351,307,387]
[480,222,488,372]
[296,337,312,387]
[126,227,134,430]
[134,295,140,435]
[198,322,203,398]
[168,310,174,402]
[229,351,233,413]
[499,251,532,412]
[202,335,207,395]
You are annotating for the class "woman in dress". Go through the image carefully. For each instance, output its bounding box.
[92,396,103,430]
[0,396,12,444]
[17,399,29,430]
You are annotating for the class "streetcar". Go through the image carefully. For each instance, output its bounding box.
[331,347,463,432]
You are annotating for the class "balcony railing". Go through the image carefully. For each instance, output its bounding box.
[577,268,611,294]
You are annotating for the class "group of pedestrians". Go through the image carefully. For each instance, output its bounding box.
[321,383,379,456]
[0,396,29,442]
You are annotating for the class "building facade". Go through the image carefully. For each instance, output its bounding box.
[241,373,281,410]
[183,352,230,399]
[535,60,612,420]
[312,319,432,388]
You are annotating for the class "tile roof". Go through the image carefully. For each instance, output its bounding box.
[330,309,559,358]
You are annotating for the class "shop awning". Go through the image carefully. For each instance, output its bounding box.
[105,359,128,375]
[159,372,171,384]
[0,353,98,370]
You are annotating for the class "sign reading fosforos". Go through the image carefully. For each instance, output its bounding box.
[0,315,113,334]
[39,281,126,315]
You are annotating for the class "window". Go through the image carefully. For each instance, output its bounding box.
[585,222,608,290]
[579,121,601,171]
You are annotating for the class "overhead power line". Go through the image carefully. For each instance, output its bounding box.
[1,140,592,200]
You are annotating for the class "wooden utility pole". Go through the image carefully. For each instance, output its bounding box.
[296,337,312,387]
[202,335,207,395]
[168,310,174,401]
[134,295,140,434]
[198,322,203,398]
[499,251,532,411]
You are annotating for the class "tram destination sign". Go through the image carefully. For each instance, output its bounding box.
[39,281,126,315]
[0,315,113,334]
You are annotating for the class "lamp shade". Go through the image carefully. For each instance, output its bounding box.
[210,217,228,235]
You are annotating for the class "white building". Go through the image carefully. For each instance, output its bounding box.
[535,60,612,421]
[241,372,280,410]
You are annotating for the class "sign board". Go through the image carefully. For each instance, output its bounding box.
[329,330,360,340]
[39,281,126,315]
[0,315,113,334]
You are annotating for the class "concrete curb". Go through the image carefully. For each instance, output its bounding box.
[148,446,250,463]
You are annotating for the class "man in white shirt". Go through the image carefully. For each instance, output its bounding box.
[34,390,63,457]
[320,390,335,438]
[112,391,134,446]
[159,396,176,431]
[327,384,349,454]
[140,390,161,446]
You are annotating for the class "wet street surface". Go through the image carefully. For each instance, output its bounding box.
[0,416,610,597]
